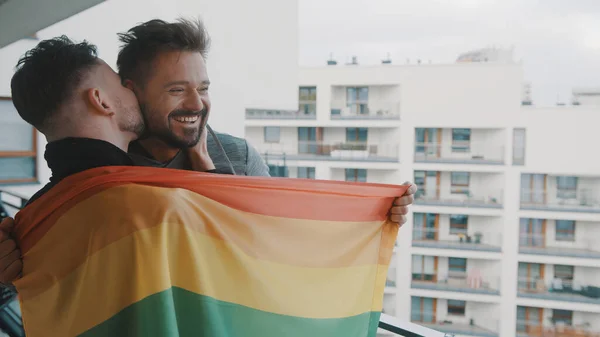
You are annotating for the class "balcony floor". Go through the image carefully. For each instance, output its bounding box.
[419,322,499,337]
[518,290,600,305]
[412,280,500,296]
[262,153,399,163]
[413,239,501,253]
[519,245,600,259]
[414,157,504,166]
[521,203,600,214]
[415,199,503,209]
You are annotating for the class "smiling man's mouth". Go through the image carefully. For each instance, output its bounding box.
[172,115,200,124]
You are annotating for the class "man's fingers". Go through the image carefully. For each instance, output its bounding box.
[390,214,407,226]
[394,195,414,206]
[401,182,418,195]
[0,217,14,233]
[0,239,16,260]
[1,258,22,284]
[391,205,409,216]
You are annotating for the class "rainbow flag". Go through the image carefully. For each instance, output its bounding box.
[14,167,405,337]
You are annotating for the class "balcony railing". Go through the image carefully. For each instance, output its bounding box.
[414,142,504,165]
[520,189,600,213]
[412,228,502,252]
[516,320,600,337]
[245,108,316,120]
[519,234,600,259]
[259,141,399,162]
[330,101,400,120]
[412,272,500,296]
[517,277,600,305]
[411,312,499,337]
[415,188,503,208]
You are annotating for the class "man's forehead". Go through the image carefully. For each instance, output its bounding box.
[152,51,208,77]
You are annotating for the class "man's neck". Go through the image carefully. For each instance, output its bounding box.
[137,138,180,163]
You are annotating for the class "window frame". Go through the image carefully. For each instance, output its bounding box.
[263,126,281,143]
[448,257,467,274]
[297,167,315,179]
[345,168,367,182]
[556,176,578,199]
[0,96,38,185]
[451,172,470,195]
[555,220,575,242]
[451,128,471,153]
[449,214,468,235]
[447,300,466,316]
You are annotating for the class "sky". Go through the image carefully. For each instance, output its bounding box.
[298,0,600,106]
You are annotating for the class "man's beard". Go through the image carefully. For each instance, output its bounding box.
[140,104,208,149]
[117,100,146,138]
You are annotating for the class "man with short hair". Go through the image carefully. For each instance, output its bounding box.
[0,18,417,288]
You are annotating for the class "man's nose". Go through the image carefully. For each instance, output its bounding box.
[183,92,204,112]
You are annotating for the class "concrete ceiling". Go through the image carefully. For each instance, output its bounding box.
[0,0,105,48]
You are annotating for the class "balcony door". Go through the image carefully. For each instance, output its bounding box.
[518,263,544,291]
[521,174,547,204]
[519,218,546,248]
[413,213,438,241]
[411,296,436,323]
[346,87,368,115]
[517,306,543,334]
[415,128,441,157]
[298,127,323,155]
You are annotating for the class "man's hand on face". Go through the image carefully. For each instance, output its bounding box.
[0,217,22,286]
[186,125,216,172]
[389,182,418,227]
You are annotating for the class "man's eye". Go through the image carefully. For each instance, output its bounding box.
[199,87,209,93]
[169,88,184,93]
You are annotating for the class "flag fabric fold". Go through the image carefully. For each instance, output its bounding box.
[14,166,406,337]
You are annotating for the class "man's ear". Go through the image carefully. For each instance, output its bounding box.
[123,79,136,91]
[85,87,114,116]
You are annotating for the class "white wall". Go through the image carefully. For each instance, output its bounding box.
[436,171,504,202]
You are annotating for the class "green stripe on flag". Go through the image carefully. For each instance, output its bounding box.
[79,287,381,337]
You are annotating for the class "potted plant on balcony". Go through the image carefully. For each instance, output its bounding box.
[458,233,466,243]
[474,232,483,244]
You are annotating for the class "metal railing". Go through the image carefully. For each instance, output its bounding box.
[330,101,401,120]
[412,228,502,251]
[412,272,500,295]
[258,141,400,162]
[520,189,600,213]
[415,188,503,208]
[516,320,600,337]
[518,234,600,258]
[414,142,504,165]
[245,108,316,120]
[517,277,600,304]
[410,312,499,337]
[0,191,451,337]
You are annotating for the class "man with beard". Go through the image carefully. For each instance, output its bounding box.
[0,18,417,292]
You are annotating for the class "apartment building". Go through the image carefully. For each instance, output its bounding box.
[244,57,600,337]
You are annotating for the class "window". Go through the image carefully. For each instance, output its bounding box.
[447,300,466,316]
[298,87,317,116]
[520,218,545,247]
[451,172,470,194]
[413,213,438,240]
[411,296,435,323]
[513,128,526,165]
[450,215,468,234]
[518,263,544,290]
[521,173,547,204]
[268,165,288,178]
[346,128,368,142]
[412,255,437,281]
[345,169,367,182]
[552,309,573,325]
[452,128,471,152]
[448,257,467,274]
[263,127,280,143]
[555,220,575,241]
[0,98,37,184]
[553,265,574,281]
[297,167,315,179]
[346,87,368,115]
[556,176,577,199]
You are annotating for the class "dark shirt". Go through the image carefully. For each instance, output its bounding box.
[27,138,134,205]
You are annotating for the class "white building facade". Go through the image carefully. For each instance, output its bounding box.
[245,61,600,337]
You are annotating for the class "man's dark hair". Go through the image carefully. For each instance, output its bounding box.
[10,36,99,131]
[117,18,211,85]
